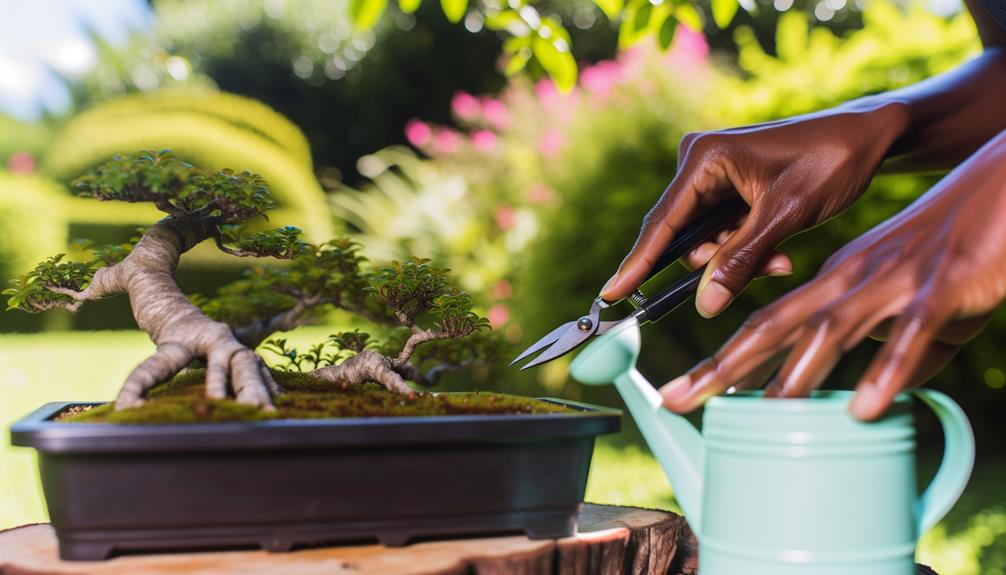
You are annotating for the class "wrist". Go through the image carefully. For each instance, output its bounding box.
[843,97,913,154]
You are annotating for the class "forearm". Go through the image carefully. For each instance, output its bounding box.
[855,47,1006,173]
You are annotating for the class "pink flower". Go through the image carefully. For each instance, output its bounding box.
[471,129,498,152]
[495,204,516,231]
[481,98,510,130]
[581,60,622,100]
[488,304,510,328]
[666,26,709,71]
[405,119,432,147]
[526,183,556,204]
[451,91,481,121]
[537,129,563,157]
[491,280,513,300]
[7,151,36,174]
[535,79,561,108]
[432,128,461,155]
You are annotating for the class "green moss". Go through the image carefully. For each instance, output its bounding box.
[59,369,575,424]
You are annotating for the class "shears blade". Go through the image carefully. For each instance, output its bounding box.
[516,321,598,370]
[509,321,575,367]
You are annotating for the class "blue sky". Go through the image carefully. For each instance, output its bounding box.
[0,0,151,120]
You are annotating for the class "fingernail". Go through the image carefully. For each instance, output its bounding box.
[660,375,690,403]
[600,273,619,297]
[766,255,794,277]
[763,380,783,397]
[849,384,879,420]
[697,281,732,318]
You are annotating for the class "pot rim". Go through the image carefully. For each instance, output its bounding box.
[10,399,621,454]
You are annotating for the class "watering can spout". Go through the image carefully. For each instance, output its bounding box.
[569,319,705,535]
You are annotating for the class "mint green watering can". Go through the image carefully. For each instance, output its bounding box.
[570,319,975,575]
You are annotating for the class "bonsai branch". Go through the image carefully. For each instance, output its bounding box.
[233,293,324,349]
[393,327,451,369]
[214,234,259,258]
[27,266,126,313]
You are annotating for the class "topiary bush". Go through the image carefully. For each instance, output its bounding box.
[62,89,314,170]
[0,172,70,332]
[42,90,332,242]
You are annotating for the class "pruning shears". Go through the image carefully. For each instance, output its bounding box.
[511,197,748,370]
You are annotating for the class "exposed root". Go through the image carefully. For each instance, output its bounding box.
[311,350,416,396]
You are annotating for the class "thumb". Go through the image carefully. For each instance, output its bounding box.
[696,209,789,318]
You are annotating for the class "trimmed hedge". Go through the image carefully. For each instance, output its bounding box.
[0,172,69,331]
[58,89,313,170]
[43,94,332,241]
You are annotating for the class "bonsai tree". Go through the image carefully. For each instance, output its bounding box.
[5,151,499,411]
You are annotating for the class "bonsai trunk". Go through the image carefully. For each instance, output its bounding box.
[310,327,452,394]
[52,217,279,410]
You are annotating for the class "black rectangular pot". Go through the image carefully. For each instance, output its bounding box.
[10,398,620,561]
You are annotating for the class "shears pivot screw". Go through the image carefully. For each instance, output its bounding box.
[576,317,593,331]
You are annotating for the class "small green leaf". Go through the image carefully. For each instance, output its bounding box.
[533,36,577,93]
[675,3,703,30]
[633,1,653,32]
[441,0,468,23]
[398,0,421,13]
[485,10,528,34]
[658,14,677,49]
[594,0,624,20]
[504,48,533,75]
[711,0,738,28]
[350,0,388,29]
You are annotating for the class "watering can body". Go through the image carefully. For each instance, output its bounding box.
[570,319,975,575]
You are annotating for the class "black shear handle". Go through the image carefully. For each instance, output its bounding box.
[636,267,704,324]
[641,196,748,285]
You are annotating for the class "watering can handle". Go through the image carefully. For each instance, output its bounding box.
[913,389,975,535]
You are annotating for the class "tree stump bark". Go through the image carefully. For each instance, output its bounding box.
[0,505,940,575]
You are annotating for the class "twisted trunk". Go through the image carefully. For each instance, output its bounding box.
[310,326,454,394]
[56,217,279,410]
[311,350,415,395]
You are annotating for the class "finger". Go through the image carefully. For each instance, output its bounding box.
[684,242,793,277]
[661,275,846,412]
[871,313,992,347]
[734,352,785,392]
[850,302,949,421]
[601,150,735,300]
[772,282,900,398]
[696,207,796,317]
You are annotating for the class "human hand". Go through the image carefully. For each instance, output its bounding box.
[601,101,909,317]
[660,130,1006,420]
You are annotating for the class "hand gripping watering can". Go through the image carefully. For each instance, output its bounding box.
[570,319,975,575]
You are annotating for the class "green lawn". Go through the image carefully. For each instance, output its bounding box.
[1,330,1003,573]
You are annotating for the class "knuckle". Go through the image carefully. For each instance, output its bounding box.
[713,247,761,288]
[678,132,703,156]
[681,132,729,159]
[805,308,841,332]
[899,301,936,331]
[743,307,778,335]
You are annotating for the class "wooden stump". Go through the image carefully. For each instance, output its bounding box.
[0,504,695,575]
[0,504,940,575]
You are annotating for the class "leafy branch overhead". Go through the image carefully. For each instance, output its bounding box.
[348,0,740,92]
